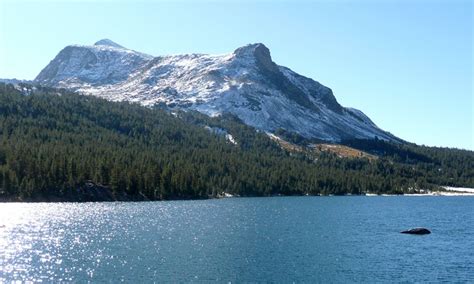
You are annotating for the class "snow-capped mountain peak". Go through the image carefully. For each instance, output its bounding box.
[34,40,399,142]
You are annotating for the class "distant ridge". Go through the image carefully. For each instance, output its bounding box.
[94,39,125,48]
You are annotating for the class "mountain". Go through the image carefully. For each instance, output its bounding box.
[0,78,32,84]
[35,39,398,142]
[1,83,473,201]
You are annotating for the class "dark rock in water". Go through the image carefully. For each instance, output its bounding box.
[401,228,431,235]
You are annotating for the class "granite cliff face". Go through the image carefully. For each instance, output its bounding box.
[35,39,398,142]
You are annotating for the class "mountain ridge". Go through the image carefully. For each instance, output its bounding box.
[34,39,400,142]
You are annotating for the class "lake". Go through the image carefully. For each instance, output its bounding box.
[1,196,473,282]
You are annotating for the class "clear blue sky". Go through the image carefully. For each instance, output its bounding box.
[0,0,472,150]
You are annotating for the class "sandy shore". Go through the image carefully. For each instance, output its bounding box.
[442,186,474,193]
[404,186,474,196]
[363,186,474,196]
[406,192,474,196]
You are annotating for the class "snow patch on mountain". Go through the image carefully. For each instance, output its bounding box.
[204,126,237,145]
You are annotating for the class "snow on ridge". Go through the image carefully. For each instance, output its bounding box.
[69,42,153,59]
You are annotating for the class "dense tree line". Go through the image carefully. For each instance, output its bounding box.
[342,138,474,187]
[0,83,472,201]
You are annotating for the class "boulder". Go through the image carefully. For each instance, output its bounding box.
[401,228,431,235]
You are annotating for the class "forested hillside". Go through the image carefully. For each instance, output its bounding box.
[0,83,473,201]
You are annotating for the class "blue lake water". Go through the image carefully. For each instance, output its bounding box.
[1,196,473,282]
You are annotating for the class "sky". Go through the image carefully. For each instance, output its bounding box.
[0,0,472,150]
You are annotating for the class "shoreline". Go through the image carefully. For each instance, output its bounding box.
[1,190,474,203]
